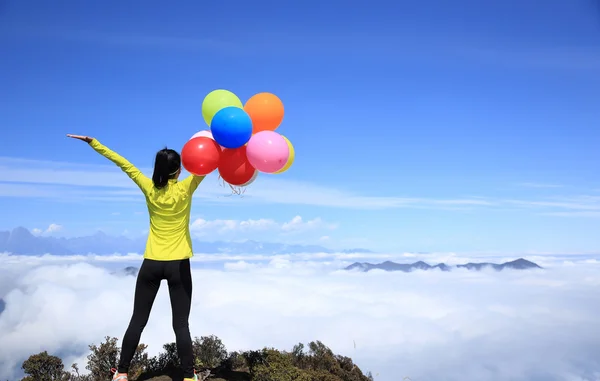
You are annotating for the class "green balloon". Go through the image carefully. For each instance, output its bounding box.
[201,89,243,126]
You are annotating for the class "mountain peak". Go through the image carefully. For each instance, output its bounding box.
[345,258,542,273]
[502,258,542,269]
[11,226,33,236]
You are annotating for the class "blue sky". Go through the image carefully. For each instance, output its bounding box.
[1,0,600,253]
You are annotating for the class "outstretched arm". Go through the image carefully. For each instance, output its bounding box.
[180,174,205,195]
[67,134,152,193]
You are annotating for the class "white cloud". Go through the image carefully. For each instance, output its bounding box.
[505,199,600,211]
[31,223,64,236]
[190,215,335,237]
[281,216,337,232]
[542,211,600,218]
[46,224,63,234]
[0,253,599,380]
[4,250,597,267]
[0,156,504,210]
[191,218,276,233]
[2,156,600,216]
[11,27,240,52]
[11,25,600,72]
[518,182,563,188]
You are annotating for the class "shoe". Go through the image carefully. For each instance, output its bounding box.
[183,369,199,381]
[110,368,128,380]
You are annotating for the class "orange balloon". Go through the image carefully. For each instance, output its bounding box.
[244,92,284,133]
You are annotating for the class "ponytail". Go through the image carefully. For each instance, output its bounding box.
[152,148,181,189]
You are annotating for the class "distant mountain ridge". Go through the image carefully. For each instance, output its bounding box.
[0,227,372,255]
[345,258,542,272]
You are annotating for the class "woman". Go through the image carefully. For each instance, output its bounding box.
[67,134,201,381]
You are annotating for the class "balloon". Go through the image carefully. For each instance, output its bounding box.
[190,130,213,140]
[246,131,289,173]
[241,169,258,186]
[244,92,285,133]
[181,137,222,176]
[217,146,256,186]
[201,89,243,126]
[210,106,253,149]
[189,130,225,150]
[273,136,295,174]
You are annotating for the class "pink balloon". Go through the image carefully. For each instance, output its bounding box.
[246,131,289,173]
[190,130,225,149]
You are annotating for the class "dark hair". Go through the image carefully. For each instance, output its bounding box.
[152,148,181,189]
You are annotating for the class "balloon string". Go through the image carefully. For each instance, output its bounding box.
[217,175,246,197]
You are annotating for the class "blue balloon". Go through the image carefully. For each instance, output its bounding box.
[210,107,253,149]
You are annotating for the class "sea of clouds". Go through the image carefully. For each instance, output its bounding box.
[0,251,599,381]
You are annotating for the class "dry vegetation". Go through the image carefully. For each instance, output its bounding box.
[17,335,375,381]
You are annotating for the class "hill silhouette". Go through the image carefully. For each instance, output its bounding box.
[345,258,542,272]
[0,227,371,256]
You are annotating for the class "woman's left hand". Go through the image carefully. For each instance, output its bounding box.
[66,134,93,143]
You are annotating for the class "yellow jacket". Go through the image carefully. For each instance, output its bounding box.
[90,139,204,261]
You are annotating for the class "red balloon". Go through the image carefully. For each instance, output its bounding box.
[218,146,256,186]
[181,137,222,175]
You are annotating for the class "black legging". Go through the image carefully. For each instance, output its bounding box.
[118,258,194,378]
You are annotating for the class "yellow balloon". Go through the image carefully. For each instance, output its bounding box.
[201,89,243,126]
[274,136,295,174]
